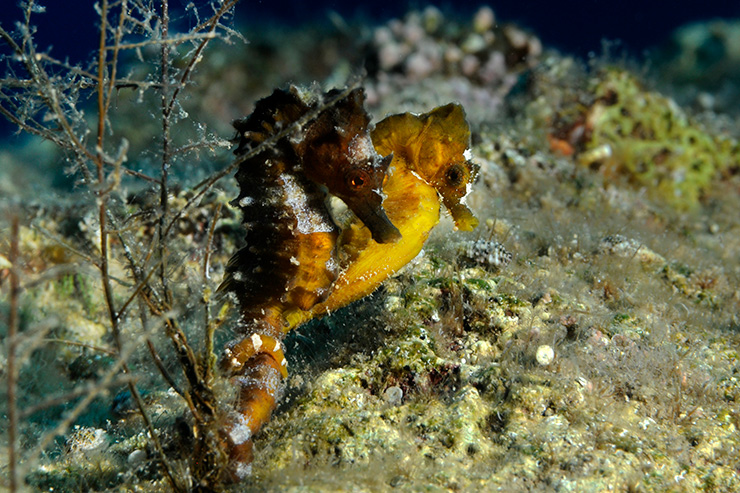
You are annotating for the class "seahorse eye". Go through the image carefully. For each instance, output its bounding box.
[445,164,466,187]
[346,170,369,190]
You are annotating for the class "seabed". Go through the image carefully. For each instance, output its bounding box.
[2,6,740,492]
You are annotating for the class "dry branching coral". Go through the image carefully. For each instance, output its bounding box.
[0,1,245,490]
[364,6,541,122]
[369,6,540,84]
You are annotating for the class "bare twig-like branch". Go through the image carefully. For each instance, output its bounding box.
[105,32,217,51]
[166,0,241,118]
[20,375,134,418]
[43,338,117,356]
[202,202,222,383]
[7,216,20,493]
[146,338,185,397]
[95,0,121,350]
[159,0,172,303]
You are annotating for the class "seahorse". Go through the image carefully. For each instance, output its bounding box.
[219,95,478,480]
[218,85,399,479]
[284,102,479,330]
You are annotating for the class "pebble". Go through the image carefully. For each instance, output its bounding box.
[536,345,555,366]
[128,449,148,465]
[383,386,404,406]
[473,6,496,33]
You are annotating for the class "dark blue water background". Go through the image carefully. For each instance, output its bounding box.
[1,0,739,140]
[5,1,738,61]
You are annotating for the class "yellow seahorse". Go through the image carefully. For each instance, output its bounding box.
[220,100,478,480]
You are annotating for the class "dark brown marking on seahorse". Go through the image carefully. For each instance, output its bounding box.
[232,85,400,244]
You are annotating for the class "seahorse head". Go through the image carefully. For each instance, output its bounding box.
[297,88,402,244]
[372,103,479,231]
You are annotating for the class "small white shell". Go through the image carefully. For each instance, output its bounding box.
[536,345,555,366]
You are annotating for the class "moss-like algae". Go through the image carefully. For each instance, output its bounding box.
[581,69,739,208]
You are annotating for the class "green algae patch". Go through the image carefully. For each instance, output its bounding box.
[580,69,739,208]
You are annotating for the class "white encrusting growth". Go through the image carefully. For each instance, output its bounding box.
[263,367,282,394]
[280,173,334,234]
[228,413,253,445]
[462,239,512,269]
[234,461,253,480]
[346,134,375,163]
[250,333,263,352]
